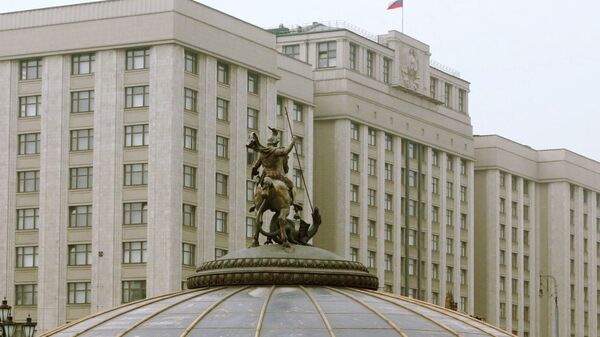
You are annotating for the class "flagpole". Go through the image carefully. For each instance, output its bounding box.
[402,5,404,33]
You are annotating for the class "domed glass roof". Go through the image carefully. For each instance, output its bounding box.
[41,246,514,337]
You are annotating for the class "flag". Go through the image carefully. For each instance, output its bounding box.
[388,0,403,9]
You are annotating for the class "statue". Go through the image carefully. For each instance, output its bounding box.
[261,208,321,245]
[401,48,420,91]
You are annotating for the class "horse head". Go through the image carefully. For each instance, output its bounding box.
[246,132,260,151]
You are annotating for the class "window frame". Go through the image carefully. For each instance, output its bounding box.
[123,202,148,226]
[125,86,150,108]
[123,163,148,186]
[124,124,149,147]
[70,129,94,151]
[69,167,93,190]
[317,41,337,68]
[18,133,40,155]
[125,48,150,70]
[71,90,95,113]
[19,95,41,118]
[69,205,93,228]
[68,244,92,266]
[71,53,95,75]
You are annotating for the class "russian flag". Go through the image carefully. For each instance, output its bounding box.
[388,0,403,9]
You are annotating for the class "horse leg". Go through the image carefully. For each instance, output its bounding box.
[279,208,291,248]
[252,199,267,247]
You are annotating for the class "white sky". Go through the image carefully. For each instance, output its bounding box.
[2,0,599,161]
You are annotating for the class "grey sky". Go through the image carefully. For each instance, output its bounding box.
[3,0,599,161]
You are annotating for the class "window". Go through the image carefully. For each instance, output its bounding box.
[444,83,452,108]
[68,282,91,304]
[461,213,467,229]
[184,51,198,74]
[460,241,467,257]
[215,211,228,233]
[408,259,416,275]
[69,205,92,228]
[366,50,375,77]
[348,43,358,70]
[183,204,196,227]
[216,136,229,158]
[20,59,42,80]
[446,154,454,170]
[16,246,38,268]
[367,251,376,268]
[408,170,417,187]
[384,163,393,181]
[408,230,416,246]
[247,108,259,130]
[368,158,376,176]
[500,224,506,239]
[71,129,93,151]
[350,122,359,140]
[350,216,359,234]
[383,58,391,84]
[15,284,37,306]
[126,49,149,70]
[217,62,229,84]
[18,170,40,193]
[217,98,229,121]
[430,77,437,99]
[500,303,506,319]
[432,264,439,279]
[293,169,303,189]
[460,269,467,285]
[407,143,416,159]
[446,266,453,282]
[499,172,506,187]
[446,182,454,198]
[183,165,197,189]
[446,238,454,254]
[276,96,284,116]
[124,163,148,186]
[384,134,393,152]
[350,184,359,202]
[184,127,197,151]
[248,72,259,94]
[215,248,228,258]
[499,276,506,292]
[368,220,376,237]
[500,198,506,214]
[125,86,149,108]
[458,89,466,113]
[182,243,196,266]
[385,254,392,271]
[124,124,149,147]
[292,102,304,122]
[431,235,439,251]
[18,133,40,155]
[294,137,304,156]
[432,151,439,166]
[216,173,228,196]
[523,230,529,245]
[385,194,393,211]
[123,202,147,225]
[350,248,359,262]
[184,88,197,112]
[460,159,467,175]
[68,244,92,266]
[432,206,439,223]
[71,90,94,113]
[500,250,506,265]
[244,180,256,203]
[350,153,359,172]
[17,208,39,230]
[368,189,376,206]
[431,292,439,305]
[283,44,300,59]
[122,280,146,303]
[512,176,518,192]
[123,241,147,264]
[385,224,393,241]
[512,253,518,268]
[70,167,93,189]
[431,177,439,194]
[408,200,417,216]
[19,95,41,117]
[460,185,467,202]
[72,53,95,75]
[318,41,337,68]
[368,128,376,146]
[511,202,518,218]
[246,217,255,238]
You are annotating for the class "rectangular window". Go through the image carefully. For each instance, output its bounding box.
[17,170,40,193]
[294,137,304,156]
[182,243,196,266]
[292,102,304,122]
[385,254,392,271]
[460,159,467,175]
[124,124,149,147]
[17,208,39,230]
[71,90,94,113]
[430,77,437,99]
[68,244,92,266]
[215,248,229,258]
[184,88,197,112]
[216,173,228,196]
[69,205,92,228]
[349,43,358,70]
[20,59,42,80]
[125,86,149,108]
[283,44,300,59]
[458,89,466,113]
[368,128,376,146]
[16,246,38,268]
[368,158,376,176]
[367,250,376,268]
[461,213,467,229]
[318,41,337,68]
[216,136,229,159]
[276,96,283,116]
[432,177,439,194]
[124,163,148,186]
[246,180,256,202]
[446,266,454,282]
[461,241,467,257]
[385,224,393,241]
[444,83,452,108]
[432,235,439,251]
[183,165,197,189]
[293,169,303,189]
[408,259,416,275]
[366,50,375,77]
[408,230,416,246]
[217,62,229,84]
[246,217,255,238]
[71,129,93,151]
[460,185,467,202]
[461,269,467,285]
[407,143,416,159]
[383,58,391,84]
[385,194,393,211]
[15,284,37,306]
[217,98,229,121]
[19,95,41,117]
[123,202,147,226]
[70,167,93,189]
[350,216,359,234]
[385,163,393,181]
[368,189,376,206]
[123,241,147,264]
[368,220,376,237]
[183,204,196,227]
[126,49,149,70]
[350,184,359,203]
[432,264,439,279]
[184,127,197,151]
[446,154,453,170]
[349,248,358,262]
[248,72,259,94]
[408,200,416,216]
[247,108,259,130]
[184,51,198,74]
[122,280,146,303]
[18,133,40,155]
[446,238,454,255]
[350,122,359,140]
[408,170,417,187]
[215,210,228,233]
[72,53,95,75]
[432,206,439,223]
[432,151,439,166]
[446,210,454,227]
[385,134,393,152]
[350,153,359,172]
[68,282,91,304]
[446,181,454,198]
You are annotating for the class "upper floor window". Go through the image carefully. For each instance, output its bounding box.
[385,134,393,151]
[283,44,300,59]
[123,241,147,264]
[184,127,197,151]
[444,83,452,108]
[123,202,147,226]
[69,205,92,228]
[248,72,259,94]
[20,59,42,80]
[183,204,196,227]
[19,95,41,118]
[71,129,94,151]
[295,137,304,156]
[125,86,149,108]
[122,280,146,303]
[383,58,391,84]
[247,108,259,130]
[276,96,283,116]
[68,244,92,266]
[68,282,91,304]
[182,243,196,266]
[318,41,337,68]
[124,163,148,186]
[125,124,149,147]
[217,62,230,85]
[70,167,93,190]
[184,88,197,112]
[217,98,229,121]
[366,51,375,78]
[16,284,37,306]
[216,173,228,196]
[17,171,39,193]
[216,136,229,159]
[71,90,95,113]
[184,51,198,74]
[430,77,437,99]
[350,122,359,140]
[72,53,95,75]
[126,49,149,70]
[183,165,197,189]
[293,102,304,122]
[368,128,376,146]
[349,43,358,70]
[18,133,40,155]
[215,211,228,233]
[17,208,39,230]
[16,246,38,268]
[458,89,467,113]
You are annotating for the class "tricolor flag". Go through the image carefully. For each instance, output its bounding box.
[388,0,403,9]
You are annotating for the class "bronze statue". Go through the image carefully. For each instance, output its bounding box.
[261,208,321,245]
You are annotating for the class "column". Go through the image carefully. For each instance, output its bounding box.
[358,125,368,265]
[424,148,433,301]
[392,137,403,293]
[467,160,475,314]
[376,132,385,289]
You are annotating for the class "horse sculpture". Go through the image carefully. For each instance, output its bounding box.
[251,176,293,247]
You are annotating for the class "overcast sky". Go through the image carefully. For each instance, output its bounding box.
[2,0,599,161]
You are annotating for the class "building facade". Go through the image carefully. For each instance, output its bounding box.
[273,23,476,313]
[0,0,314,332]
[474,135,600,337]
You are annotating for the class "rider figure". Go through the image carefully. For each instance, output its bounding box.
[251,127,302,213]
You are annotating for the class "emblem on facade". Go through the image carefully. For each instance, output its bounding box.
[402,48,421,91]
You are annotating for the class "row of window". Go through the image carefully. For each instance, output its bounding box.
[499,277,532,297]
[498,250,531,270]
[499,198,532,221]
[429,77,467,113]
[14,281,146,306]
[349,185,468,212]
[498,302,531,323]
